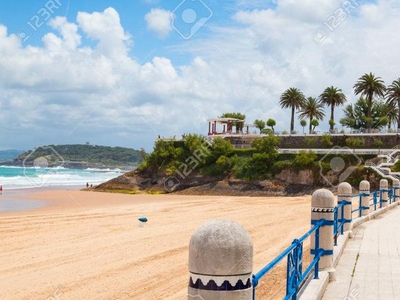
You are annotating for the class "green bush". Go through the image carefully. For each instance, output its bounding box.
[345,137,365,149]
[294,150,317,168]
[271,160,293,175]
[392,160,400,172]
[321,134,333,147]
[232,156,252,180]
[210,137,234,158]
[232,148,257,157]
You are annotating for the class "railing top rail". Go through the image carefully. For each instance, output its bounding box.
[253,219,324,283]
[349,187,398,198]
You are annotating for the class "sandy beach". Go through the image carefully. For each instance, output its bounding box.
[0,189,312,299]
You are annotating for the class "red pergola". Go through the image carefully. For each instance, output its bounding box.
[207,118,249,135]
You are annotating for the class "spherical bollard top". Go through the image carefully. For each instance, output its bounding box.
[380,179,388,189]
[311,189,336,208]
[338,182,352,196]
[393,179,400,188]
[359,180,370,191]
[189,220,253,275]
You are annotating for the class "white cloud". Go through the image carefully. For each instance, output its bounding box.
[144,8,172,38]
[1,2,400,150]
[77,7,132,59]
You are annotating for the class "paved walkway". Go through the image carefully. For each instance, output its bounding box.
[322,206,400,300]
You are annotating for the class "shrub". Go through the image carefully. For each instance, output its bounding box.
[271,160,293,175]
[345,137,365,150]
[321,134,333,147]
[294,150,317,168]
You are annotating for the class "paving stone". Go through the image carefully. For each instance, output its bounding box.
[322,206,400,300]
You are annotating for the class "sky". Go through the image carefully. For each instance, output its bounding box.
[0,0,399,152]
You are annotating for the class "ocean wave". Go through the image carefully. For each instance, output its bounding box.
[0,167,120,189]
[85,167,124,172]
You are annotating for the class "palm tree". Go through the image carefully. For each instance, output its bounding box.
[299,97,325,134]
[385,78,400,131]
[279,87,306,133]
[353,73,386,132]
[319,86,347,132]
[383,101,398,131]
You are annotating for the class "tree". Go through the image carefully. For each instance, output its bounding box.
[310,119,319,132]
[247,135,280,179]
[251,134,279,153]
[210,137,234,159]
[385,78,400,131]
[298,97,325,134]
[254,119,265,133]
[220,112,246,133]
[300,119,307,134]
[383,101,398,131]
[183,133,209,154]
[353,73,386,132]
[329,119,335,129]
[340,98,390,131]
[279,87,306,133]
[266,118,276,133]
[139,148,148,162]
[319,86,347,132]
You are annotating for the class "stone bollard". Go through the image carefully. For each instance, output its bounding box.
[338,182,352,232]
[310,189,336,280]
[380,179,389,207]
[359,180,370,217]
[393,179,400,202]
[188,220,253,300]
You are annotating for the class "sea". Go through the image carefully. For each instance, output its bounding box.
[0,166,124,190]
[0,166,125,212]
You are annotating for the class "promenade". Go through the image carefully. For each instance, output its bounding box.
[322,206,400,300]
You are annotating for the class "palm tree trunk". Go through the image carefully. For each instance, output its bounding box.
[398,101,400,131]
[309,117,312,134]
[291,106,295,133]
[330,105,334,131]
[367,92,372,132]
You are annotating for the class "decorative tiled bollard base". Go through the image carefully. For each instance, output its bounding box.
[188,220,253,300]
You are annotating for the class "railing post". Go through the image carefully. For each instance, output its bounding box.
[338,182,352,233]
[359,180,370,217]
[380,179,389,208]
[310,189,336,281]
[188,220,253,300]
[393,179,400,202]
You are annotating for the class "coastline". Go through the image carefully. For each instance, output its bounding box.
[0,188,312,299]
[0,185,84,215]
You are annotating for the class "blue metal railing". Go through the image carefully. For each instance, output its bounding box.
[351,187,398,217]
[351,193,370,217]
[252,219,326,300]
[334,200,351,246]
[252,186,399,300]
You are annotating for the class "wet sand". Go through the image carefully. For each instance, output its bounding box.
[0,190,312,299]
